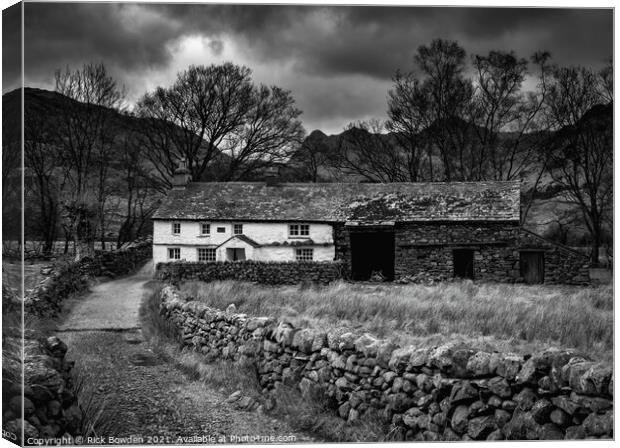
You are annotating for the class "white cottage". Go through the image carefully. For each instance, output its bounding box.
[151,165,337,266]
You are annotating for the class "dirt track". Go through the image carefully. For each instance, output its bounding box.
[56,263,310,443]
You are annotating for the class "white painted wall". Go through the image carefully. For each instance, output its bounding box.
[254,245,335,262]
[153,220,336,266]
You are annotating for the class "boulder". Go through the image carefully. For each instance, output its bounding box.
[449,381,479,405]
[513,387,537,411]
[551,396,580,416]
[450,405,470,434]
[564,425,586,439]
[574,363,612,396]
[467,415,497,440]
[549,409,570,427]
[388,346,417,372]
[530,399,553,424]
[496,354,523,381]
[402,407,423,430]
[537,423,564,440]
[582,411,613,437]
[494,409,512,428]
[338,402,350,419]
[503,409,540,440]
[487,376,512,398]
[487,395,502,408]
[272,322,296,346]
[466,351,493,377]
[568,392,612,413]
[43,336,68,358]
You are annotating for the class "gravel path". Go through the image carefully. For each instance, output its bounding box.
[56,264,312,444]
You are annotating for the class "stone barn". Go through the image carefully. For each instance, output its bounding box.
[152,170,590,285]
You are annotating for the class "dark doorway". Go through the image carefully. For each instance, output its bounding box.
[520,251,545,284]
[453,249,474,279]
[350,231,395,281]
[226,248,246,261]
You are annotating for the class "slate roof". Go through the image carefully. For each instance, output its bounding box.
[219,235,261,248]
[152,181,521,223]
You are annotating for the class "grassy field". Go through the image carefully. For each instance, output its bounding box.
[179,280,613,362]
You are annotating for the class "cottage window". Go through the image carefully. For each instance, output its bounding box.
[290,224,310,237]
[233,224,243,235]
[217,227,226,233]
[198,248,216,262]
[172,222,181,235]
[295,248,313,261]
[201,223,210,235]
[168,248,181,260]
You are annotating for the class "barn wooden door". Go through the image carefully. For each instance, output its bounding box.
[520,251,544,284]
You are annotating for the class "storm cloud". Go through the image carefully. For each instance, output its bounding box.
[3,3,613,134]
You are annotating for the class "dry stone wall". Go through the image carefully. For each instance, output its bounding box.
[2,335,84,445]
[155,260,345,285]
[159,285,613,441]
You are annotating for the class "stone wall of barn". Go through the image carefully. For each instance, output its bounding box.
[393,222,520,283]
[158,286,613,441]
[517,230,591,285]
[332,222,590,285]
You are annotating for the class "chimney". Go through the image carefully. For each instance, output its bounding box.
[172,157,192,189]
[264,165,280,187]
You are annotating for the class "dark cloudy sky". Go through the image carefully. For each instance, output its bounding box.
[3,2,613,134]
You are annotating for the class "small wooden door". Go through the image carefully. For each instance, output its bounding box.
[520,252,544,284]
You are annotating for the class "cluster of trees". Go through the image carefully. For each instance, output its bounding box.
[296,39,612,263]
[10,38,612,264]
[18,62,304,259]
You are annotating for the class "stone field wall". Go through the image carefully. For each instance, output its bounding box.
[2,334,84,445]
[24,237,152,316]
[155,260,345,285]
[159,285,613,441]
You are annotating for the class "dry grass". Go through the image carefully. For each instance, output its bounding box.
[180,280,613,361]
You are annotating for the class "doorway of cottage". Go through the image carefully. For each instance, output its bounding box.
[350,230,395,281]
[520,251,545,284]
[226,248,246,261]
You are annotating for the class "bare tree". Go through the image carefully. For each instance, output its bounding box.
[136,63,303,189]
[386,39,476,181]
[116,131,161,245]
[386,72,431,181]
[414,39,475,181]
[289,131,332,182]
[2,92,22,249]
[24,102,60,254]
[333,120,410,183]
[544,65,612,265]
[469,51,552,181]
[54,62,125,260]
